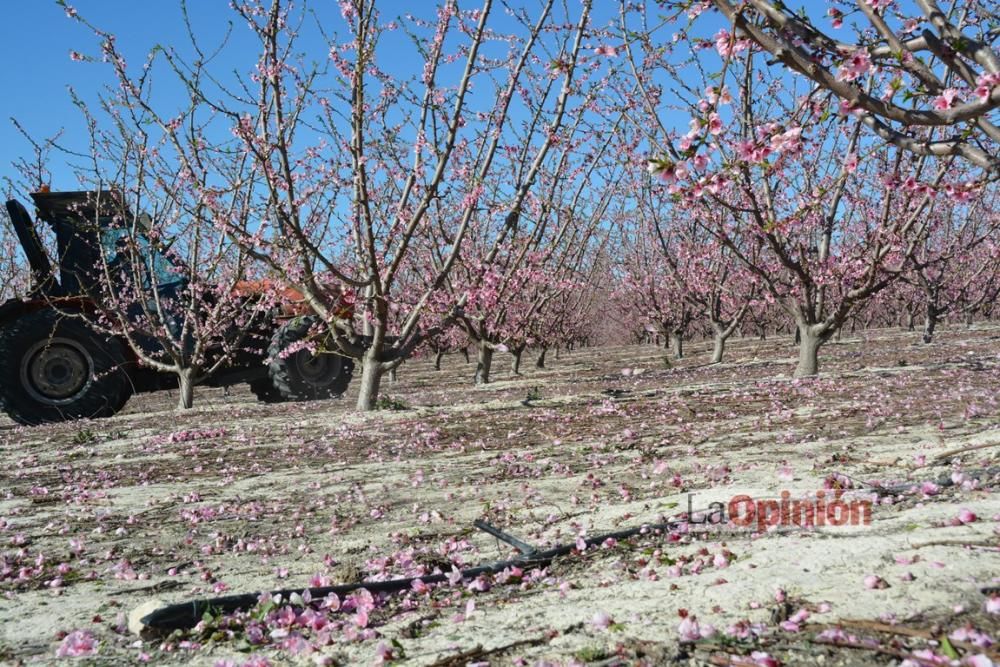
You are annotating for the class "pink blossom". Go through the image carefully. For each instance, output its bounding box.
[974,73,1000,101]
[714,29,734,56]
[956,508,978,524]
[770,126,802,154]
[864,574,889,589]
[932,88,960,111]
[986,596,1000,614]
[56,630,97,658]
[593,45,618,57]
[708,112,723,136]
[648,159,689,184]
[677,615,702,641]
[789,609,810,625]
[713,29,748,57]
[374,641,395,664]
[838,99,859,116]
[751,651,780,667]
[591,610,613,630]
[836,50,871,82]
[338,1,355,22]
[736,140,756,162]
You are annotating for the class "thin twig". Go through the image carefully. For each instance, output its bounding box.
[933,441,1000,463]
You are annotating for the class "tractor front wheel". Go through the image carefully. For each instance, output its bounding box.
[0,310,132,425]
[267,317,354,401]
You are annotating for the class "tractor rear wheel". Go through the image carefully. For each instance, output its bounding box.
[268,317,354,401]
[0,310,132,425]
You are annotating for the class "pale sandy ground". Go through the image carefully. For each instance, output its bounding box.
[1,324,998,665]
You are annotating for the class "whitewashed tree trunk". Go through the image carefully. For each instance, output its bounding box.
[711,335,726,364]
[670,331,684,359]
[356,348,384,411]
[794,325,826,377]
[177,368,196,410]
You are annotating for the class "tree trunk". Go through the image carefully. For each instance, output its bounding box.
[965,311,974,328]
[905,311,915,331]
[389,367,398,383]
[535,347,547,369]
[511,347,524,375]
[794,325,826,378]
[356,350,384,411]
[434,350,444,371]
[711,333,726,364]
[923,307,939,344]
[555,346,560,360]
[670,331,684,359]
[475,344,493,385]
[794,327,801,345]
[177,368,195,410]
[460,347,470,363]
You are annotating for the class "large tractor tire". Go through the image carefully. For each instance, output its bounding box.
[0,310,132,425]
[267,316,354,401]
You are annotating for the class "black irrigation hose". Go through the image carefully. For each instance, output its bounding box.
[142,467,1000,631]
[141,517,692,631]
[865,466,1000,496]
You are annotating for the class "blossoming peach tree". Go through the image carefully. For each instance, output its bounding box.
[211,0,597,408]
[27,4,276,410]
[622,4,990,376]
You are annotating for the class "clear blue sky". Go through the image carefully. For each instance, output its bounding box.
[1,1,249,195]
